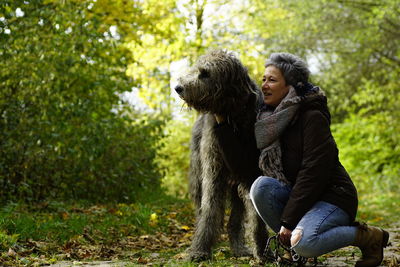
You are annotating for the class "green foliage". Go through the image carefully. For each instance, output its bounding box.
[0,230,19,251]
[1,0,399,205]
[127,0,400,201]
[274,0,400,121]
[0,0,398,264]
[0,196,193,248]
[157,114,196,198]
[332,112,399,194]
[357,192,400,226]
[0,0,163,203]
[124,0,185,114]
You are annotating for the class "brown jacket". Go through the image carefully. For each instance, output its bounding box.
[280,99,358,230]
[215,98,358,230]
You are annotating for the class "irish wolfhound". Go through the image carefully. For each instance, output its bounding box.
[175,50,268,261]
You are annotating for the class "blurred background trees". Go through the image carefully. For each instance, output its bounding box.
[1,0,398,203]
[0,0,167,202]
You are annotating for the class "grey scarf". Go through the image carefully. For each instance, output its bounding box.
[254,86,325,184]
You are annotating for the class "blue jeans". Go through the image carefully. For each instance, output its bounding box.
[249,176,357,258]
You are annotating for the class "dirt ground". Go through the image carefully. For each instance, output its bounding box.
[47,220,399,267]
[50,223,399,267]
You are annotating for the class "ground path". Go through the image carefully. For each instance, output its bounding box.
[49,223,399,267]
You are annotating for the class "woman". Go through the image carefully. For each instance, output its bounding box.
[248,52,389,267]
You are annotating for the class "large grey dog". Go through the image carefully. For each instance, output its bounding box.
[175,50,268,261]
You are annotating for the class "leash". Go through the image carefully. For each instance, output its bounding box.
[263,234,317,266]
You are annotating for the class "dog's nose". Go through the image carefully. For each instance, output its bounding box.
[175,85,184,95]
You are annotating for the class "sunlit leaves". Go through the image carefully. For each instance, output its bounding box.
[239,0,400,196]
[123,0,185,114]
[1,0,398,204]
[0,0,164,202]
[332,112,400,194]
[156,115,196,198]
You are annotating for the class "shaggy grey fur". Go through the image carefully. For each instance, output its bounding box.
[175,50,268,261]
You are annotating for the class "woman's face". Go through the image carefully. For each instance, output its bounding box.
[261,65,290,107]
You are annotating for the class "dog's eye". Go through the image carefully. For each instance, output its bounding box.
[198,68,210,79]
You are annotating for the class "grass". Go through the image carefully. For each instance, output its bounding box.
[357,191,400,227]
[0,192,194,266]
[1,200,188,242]
[0,190,398,266]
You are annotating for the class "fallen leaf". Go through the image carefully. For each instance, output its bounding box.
[181,225,190,231]
[149,253,160,258]
[173,252,187,260]
[61,212,69,220]
[138,257,148,264]
[8,248,17,257]
[159,235,173,245]
[140,235,150,240]
[167,212,177,219]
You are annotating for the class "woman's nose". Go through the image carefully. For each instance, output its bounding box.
[262,81,268,90]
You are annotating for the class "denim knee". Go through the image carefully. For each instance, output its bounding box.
[292,228,319,258]
[249,176,263,203]
[249,176,275,204]
[250,176,291,233]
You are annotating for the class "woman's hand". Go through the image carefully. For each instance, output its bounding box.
[279,226,292,246]
[214,114,225,124]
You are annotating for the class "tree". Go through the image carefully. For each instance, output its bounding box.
[0,0,164,202]
[242,0,400,193]
[152,0,400,195]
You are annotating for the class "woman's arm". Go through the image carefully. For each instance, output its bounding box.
[280,110,336,230]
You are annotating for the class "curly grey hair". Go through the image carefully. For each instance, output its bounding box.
[265,52,310,88]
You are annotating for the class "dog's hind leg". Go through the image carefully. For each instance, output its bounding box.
[247,197,268,261]
[228,184,252,257]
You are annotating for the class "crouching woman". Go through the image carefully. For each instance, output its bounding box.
[250,52,389,267]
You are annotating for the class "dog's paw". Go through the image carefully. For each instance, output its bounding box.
[232,246,253,257]
[186,249,211,262]
[249,257,267,267]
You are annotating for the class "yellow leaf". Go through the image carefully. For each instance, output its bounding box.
[149,213,158,226]
[181,225,190,231]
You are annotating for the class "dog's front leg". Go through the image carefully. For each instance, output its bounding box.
[188,171,226,261]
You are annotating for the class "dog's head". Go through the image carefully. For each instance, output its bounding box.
[175,49,259,115]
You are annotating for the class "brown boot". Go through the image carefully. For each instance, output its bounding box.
[353,222,389,267]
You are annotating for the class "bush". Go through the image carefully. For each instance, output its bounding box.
[0,0,164,203]
[332,112,400,194]
[156,114,195,198]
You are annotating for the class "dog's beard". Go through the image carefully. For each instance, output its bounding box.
[182,94,214,113]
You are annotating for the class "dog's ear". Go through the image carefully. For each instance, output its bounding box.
[198,67,210,79]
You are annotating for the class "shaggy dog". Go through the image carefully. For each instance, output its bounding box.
[175,50,267,261]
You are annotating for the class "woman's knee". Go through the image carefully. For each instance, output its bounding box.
[291,227,303,247]
[249,176,276,203]
[291,227,319,258]
[249,176,263,201]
